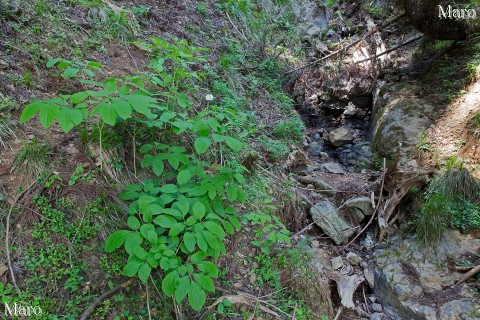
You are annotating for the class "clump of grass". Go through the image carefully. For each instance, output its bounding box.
[415,193,449,245]
[0,119,16,150]
[415,158,480,244]
[14,138,51,178]
[431,158,479,201]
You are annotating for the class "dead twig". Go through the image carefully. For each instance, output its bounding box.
[5,178,40,295]
[80,279,133,320]
[455,264,480,286]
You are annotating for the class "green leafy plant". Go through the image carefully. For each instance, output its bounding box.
[245,200,291,254]
[46,58,103,79]
[20,37,247,312]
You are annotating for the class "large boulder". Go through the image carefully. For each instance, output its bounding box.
[328,127,354,147]
[372,230,480,319]
[310,200,354,245]
[369,81,434,169]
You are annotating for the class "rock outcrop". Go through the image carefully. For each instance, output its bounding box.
[372,230,480,320]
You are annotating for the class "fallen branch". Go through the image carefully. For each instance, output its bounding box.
[80,279,133,320]
[455,264,480,286]
[5,178,39,296]
[354,35,423,64]
[449,265,475,272]
[285,13,406,74]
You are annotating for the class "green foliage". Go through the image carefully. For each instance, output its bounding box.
[46,58,103,79]
[21,37,247,312]
[414,193,449,245]
[415,163,480,244]
[245,200,291,254]
[68,165,93,186]
[259,136,290,162]
[272,118,305,143]
[449,199,480,232]
[15,196,102,316]
[416,132,433,153]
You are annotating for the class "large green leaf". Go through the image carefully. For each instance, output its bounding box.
[151,157,164,176]
[70,92,88,104]
[177,169,192,186]
[20,102,41,124]
[195,232,208,252]
[138,263,152,283]
[39,104,58,129]
[193,274,215,293]
[192,202,206,220]
[175,277,190,303]
[105,230,130,252]
[188,281,206,311]
[162,271,178,296]
[98,103,118,126]
[127,216,141,230]
[204,221,225,240]
[225,136,243,152]
[183,232,196,252]
[123,259,143,277]
[194,137,212,155]
[197,261,219,277]
[153,215,177,228]
[56,108,75,133]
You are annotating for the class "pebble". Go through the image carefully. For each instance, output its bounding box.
[370,313,384,320]
[331,256,344,270]
[346,252,362,266]
[371,303,383,312]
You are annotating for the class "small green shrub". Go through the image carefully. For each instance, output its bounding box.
[272,117,304,143]
[449,199,480,232]
[259,136,289,162]
[415,162,480,244]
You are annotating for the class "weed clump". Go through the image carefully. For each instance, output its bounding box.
[14,138,51,178]
[414,158,480,245]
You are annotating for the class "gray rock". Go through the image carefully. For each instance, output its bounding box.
[331,256,344,270]
[345,196,374,220]
[371,303,383,313]
[312,133,321,142]
[313,179,335,195]
[372,231,480,320]
[364,268,375,288]
[308,141,322,156]
[2,1,21,16]
[320,162,345,174]
[320,152,329,159]
[328,127,354,147]
[310,200,354,245]
[370,312,384,320]
[346,252,362,266]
